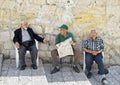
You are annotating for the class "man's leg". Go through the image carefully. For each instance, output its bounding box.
[94,53,108,84]
[72,45,81,73]
[85,53,93,78]
[51,49,60,74]
[51,49,59,67]
[85,53,93,72]
[94,53,105,75]
[29,44,38,65]
[72,45,81,65]
[29,44,38,69]
[18,45,27,70]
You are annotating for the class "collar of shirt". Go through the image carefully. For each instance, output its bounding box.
[89,37,99,42]
[21,27,28,31]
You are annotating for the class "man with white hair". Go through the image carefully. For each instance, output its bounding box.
[13,19,48,70]
[82,30,108,85]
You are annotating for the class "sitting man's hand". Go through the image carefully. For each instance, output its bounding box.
[92,51,100,56]
[70,41,75,45]
[15,42,20,48]
[55,45,58,49]
[43,39,49,44]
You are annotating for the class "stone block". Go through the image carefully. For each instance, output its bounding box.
[49,46,54,51]
[106,6,120,23]
[38,51,51,62]
[2,50,10,58]
[30,25,43,34]
[0,43,3,52]
[10,50,16,59]
[107,0,120,6]
[0,31,10,42]
[39,43,49,51]
[47,0,59,5]
[16,0,24,4]
[4,41,14,50]
[38,51,46,58]
[30,0,46,4]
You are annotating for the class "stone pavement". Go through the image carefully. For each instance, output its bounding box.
[0,59,120,85]
[0,54,3,75]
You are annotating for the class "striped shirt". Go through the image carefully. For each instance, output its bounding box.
[82,37,104,51]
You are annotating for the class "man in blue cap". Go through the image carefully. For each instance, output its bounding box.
[51,24,81,74]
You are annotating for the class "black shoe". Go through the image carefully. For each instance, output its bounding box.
[20,65,26,70]
[98,68,109,75]
[31,64,37,70]
[73,66,80,73]
[51,67,60,74]
[101,78,109,85]
[87,72,92,79]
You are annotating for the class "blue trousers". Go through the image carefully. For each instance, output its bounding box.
[85,52,105,75]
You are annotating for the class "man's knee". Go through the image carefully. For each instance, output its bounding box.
[85,53,93,65]
[32,48,38,53]
[95,54,103,64]
[18,47,26,54]
[51,49,58,57]
[86,59,93,66]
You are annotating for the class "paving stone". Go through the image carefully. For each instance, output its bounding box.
[0,54,3,76]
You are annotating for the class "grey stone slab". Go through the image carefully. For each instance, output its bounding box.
[107,77,120,85]
[0,54,3,76]
[31,60,45,76]
[61,67,76,85]
[43,64,52,82]
[61,65,73,72]
[2,77,19,85]
[72,65,91,85]
[2,59,11,71]
[31,59,48,85]
[52,71,64,82]
[1,70,8,76]
[31,76,48,85]
[109,69,120,82]
[89,74,100,85]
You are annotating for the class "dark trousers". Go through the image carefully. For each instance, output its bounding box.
[18,44,38,67]
[85,52,105,75]
[51,45,81,67]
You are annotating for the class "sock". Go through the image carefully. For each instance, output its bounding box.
[101,74,106,80]
[56,66,60,69]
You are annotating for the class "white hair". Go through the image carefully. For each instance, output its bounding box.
[21,19,27,24]
[91,29,98,33]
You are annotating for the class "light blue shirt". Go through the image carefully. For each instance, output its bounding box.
[21,28,31,42]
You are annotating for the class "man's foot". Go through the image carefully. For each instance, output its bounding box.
[101,78,109,85]
[20,65,26,70]
[86,72,92,78]
[73,66,80,73]
[51,67,60,74]
[31,64,37,70]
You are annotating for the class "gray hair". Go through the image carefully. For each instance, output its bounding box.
[90,29,98,33]
[21,19,27,24]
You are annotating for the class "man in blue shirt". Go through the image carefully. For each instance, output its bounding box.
[82,30,108,85]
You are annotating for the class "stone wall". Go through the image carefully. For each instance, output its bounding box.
[0,0,120,66]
